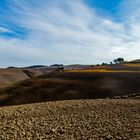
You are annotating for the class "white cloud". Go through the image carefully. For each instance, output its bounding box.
[0,0,140,67]
[0,27,12,33]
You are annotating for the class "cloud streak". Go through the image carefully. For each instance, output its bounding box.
[0,0,140,67]
[0,27,12,33]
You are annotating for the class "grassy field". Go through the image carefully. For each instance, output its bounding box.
[65,63,140,73]
[0,99,139,139]
[124,63,140,67]
[65,69,136,73]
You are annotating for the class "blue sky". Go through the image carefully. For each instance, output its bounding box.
[0,0,140,67]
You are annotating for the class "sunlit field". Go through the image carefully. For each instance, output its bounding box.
[65,69,136,73]
[124,63,140,67]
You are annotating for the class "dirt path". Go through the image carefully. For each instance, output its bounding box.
[0,99,140,140]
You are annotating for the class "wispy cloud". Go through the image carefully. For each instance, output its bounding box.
[0,0,140,67]
[0,27,12,33]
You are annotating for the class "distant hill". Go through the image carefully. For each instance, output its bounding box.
[0,68,29,87]
[0,64,91,87]
[0,67,55,87]
[129,59,140,63]
[23,65,47,69]
[0,62,140,88]
[64,64,91,70]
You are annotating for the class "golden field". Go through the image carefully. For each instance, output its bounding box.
[65,69,136,73]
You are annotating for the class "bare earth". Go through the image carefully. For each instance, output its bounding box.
[0,99,140,140]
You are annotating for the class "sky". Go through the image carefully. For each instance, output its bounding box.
[0,0,140,67]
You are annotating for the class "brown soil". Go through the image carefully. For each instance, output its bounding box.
[0,67,51,88]
[0,99,140,140]
[0,68,30,88]
[0,72,140,107]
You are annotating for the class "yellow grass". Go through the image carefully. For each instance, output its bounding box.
[65,69,136,73]
[124,63,140,67]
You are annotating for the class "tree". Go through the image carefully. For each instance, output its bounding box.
[113,58,124,64]
[113,59,118,64]
[117,58,124,63]
[110,62,113,65]
[102,63,106,65]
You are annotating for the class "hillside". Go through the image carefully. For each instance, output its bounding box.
[0,99,139,139]
[0,72,140,106]
[129,59,140,63]
[0,66,54,88]
[0,62,140,88]
[0,62,140,106]
[0,68,29,87]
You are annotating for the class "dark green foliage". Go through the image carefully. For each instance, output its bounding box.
[113,58,124,64]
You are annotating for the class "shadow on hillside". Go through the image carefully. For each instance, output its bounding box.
[0,72,140,106]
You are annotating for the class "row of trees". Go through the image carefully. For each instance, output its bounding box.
[100,58,125,66]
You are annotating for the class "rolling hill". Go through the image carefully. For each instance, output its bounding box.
[0,68,29,87]
[0,66,55,87]
[129,59,140,63]
[0,62,140,106]
[0,71,140,106]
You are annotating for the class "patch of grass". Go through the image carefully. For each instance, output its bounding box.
[124,63,140,67]
[65,69,136,73]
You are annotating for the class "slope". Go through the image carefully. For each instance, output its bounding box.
[0,72,140,106]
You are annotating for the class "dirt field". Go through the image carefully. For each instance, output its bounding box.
[1,72,140,106]
[0,99,140,140]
